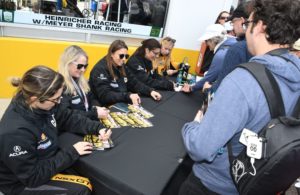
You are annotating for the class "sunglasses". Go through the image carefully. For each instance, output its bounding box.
[76,63,88,70]
[45,96,63,104]
[242,20,253,29]
[220,16,229,20]
[119,54,129,59]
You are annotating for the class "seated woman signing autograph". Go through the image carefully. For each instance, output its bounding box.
[0,66,111,195]
[89,40,161,106]
[126,38,175,91]
[59,45,109,120]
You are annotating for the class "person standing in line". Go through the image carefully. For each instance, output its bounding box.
[198,11,231,76]
[0,66,112,195]
[59,45,109,120]
[182,24,236,93]
[180,0,300,194]
[89,40,161,106]
[126,38,175,91]
[203,1,253,93]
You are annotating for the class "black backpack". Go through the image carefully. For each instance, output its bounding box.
[227,62,300,195]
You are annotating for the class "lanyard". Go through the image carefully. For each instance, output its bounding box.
[71,78,89,111]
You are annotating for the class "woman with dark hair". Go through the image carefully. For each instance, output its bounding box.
[59,45,109,120]
[0,66,111,195]
[126,38,174,90]
[89,40,161,106]
[198,11,231,75]
[215,11,230,25]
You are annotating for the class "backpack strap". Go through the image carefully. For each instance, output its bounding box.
[239,62,285,118]
[228,62,285,163]
[292,97,300,118]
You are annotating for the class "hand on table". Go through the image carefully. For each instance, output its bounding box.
[73,141,93,155]
[99,128,112,141]
[150,90,162,101]
[181,83,191,93]
[96,106,110,119]
[130,93,141,106]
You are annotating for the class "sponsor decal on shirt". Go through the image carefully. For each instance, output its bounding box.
[124,77,128,83]
[9,145,28,157]
[51,114,56,127]
[37,133,52,150]
[137,65,145,71]
[98,74,107,80]
[71,96,81,104]
[110,82,119,88]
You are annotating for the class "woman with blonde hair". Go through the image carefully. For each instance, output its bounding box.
[154,36,178,76]
[0,66,111,195]
[59,45,109,120]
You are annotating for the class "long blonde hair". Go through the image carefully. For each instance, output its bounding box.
[58,45,90,95]
[154,37,176,72]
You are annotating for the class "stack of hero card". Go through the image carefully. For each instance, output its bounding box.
[102,104,154,128]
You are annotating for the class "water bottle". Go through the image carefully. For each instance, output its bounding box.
[176,69,183,85]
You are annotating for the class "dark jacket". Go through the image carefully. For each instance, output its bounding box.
[126,54,174,90]
[89,57,154,106]
[60,84,99,120]
[0,96,104,195]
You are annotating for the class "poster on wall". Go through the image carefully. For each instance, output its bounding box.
[0,0,170,38]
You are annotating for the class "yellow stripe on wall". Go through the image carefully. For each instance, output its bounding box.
[0,37,199,98]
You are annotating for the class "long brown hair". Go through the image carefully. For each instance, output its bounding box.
[105,40,128,79]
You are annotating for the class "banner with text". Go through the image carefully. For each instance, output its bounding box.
[1,10,162,37]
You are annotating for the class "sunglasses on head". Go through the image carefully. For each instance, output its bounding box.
[76,63,88,70]
[119,54,129,59]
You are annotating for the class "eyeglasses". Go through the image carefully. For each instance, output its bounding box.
[151,50,160,56]
[220,16,229,20]
[242,20,253,29]
[119,54,129,59]
[46,96,63,104]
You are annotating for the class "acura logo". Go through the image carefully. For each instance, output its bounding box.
[13,145,21,152]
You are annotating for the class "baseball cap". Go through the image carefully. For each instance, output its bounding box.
[228,2,251,21]
[293,38,300,51]
[198,24,226,41]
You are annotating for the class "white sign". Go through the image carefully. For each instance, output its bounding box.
[11,11,162,37]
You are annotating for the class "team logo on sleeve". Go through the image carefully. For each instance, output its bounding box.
[124,77,128,83]
[37,133,52,150]
[98,74,107,80]
[9,145,28,157]
[137,65,145,71]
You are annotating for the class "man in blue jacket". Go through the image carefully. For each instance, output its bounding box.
[206,1,253,93]
[181,24,236,93]
[180,0,300,194]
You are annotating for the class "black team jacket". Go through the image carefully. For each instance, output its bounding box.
[89,56,154,106]
[0,96,104,195]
